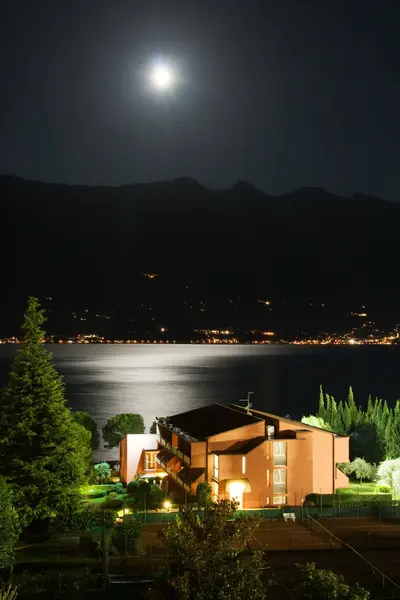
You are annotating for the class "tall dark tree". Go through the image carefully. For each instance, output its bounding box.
[73,411,100,450]
[308,387,399,462]
[318,385,326,422]
[387,403,400,459]
[347,386,358,424]
[102,413,145,448]
[0,477,21,575]
[0,297,91,526]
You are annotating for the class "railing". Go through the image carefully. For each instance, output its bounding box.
[306,515,400,594]
[306,515,344,549]
[159,436,190,464]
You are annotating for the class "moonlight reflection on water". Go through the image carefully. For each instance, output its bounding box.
[0,344,399,459]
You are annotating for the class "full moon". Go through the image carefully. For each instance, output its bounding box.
[150,65,173,90]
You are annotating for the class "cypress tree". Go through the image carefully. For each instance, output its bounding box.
[337,401,345,434]
[366,395,374,421]
[384,411,394,459]
[325,394,331,426]
[348,385,358,423]
[318,385,326,421]
[330,398,343,434]
[387,402,400,459]
[343,404,352,434]
[0,297,91,527]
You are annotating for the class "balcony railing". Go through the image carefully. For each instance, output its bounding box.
[160,436,191,465]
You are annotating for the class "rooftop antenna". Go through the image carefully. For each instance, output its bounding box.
[240,392,254,414]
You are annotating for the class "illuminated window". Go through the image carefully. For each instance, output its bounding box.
[273,496,286,505]
[145,451,157,471]
[242,456,246,474]
[273,469,286,484]
[273,468,287,494]
[213,454,219,481]
[273,442,287,466]
[266,469,270,487]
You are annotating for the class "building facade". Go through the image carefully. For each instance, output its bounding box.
[120,433,166,484]
[120,404,349,507]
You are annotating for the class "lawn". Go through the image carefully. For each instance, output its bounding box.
[337,481,386,494]
[80,484,115,495]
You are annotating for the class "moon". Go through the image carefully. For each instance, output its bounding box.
[150,64,174,90]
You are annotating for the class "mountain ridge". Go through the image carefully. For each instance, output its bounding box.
[1,174,399,335]
[1,173,396,205]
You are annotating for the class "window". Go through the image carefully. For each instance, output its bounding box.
[242,456,246,474]
[273,442,287,466]
[266,469,270,487]
[273,496,286,505]
[273,469,286,484]
[145,451,157,471]
[273,468,287,494]
[213,454,219,481]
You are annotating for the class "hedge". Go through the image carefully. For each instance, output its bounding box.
[306,492,392,507]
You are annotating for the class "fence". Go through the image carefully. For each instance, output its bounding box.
[305,515,400,598]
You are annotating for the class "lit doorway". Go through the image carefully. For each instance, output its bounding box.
[228,482,245,508]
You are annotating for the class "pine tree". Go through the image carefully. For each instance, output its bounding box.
[0,297,91,527]
[0,477,21,574]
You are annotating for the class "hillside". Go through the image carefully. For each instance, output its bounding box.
[1,175,399,336]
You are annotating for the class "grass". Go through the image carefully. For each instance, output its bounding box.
[80,484,115,495]
[337,481,390,495]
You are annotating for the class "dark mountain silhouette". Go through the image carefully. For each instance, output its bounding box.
[1,175,399,336]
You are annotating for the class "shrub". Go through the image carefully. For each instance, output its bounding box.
[376,484,392,494]
[55,504,116,531]
[196,482,212,507]
[94,462,111,483]
[102,499,123,510]
[149,483,164,509]
[127,480,139,496]
[0,584,18,600]
[86,492,106,500]
[112,482,124,495]
[120,516,142,553]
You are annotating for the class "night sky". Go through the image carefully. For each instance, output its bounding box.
[1,1,399,199]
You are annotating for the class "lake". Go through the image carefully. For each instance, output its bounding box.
[0,344,399,459]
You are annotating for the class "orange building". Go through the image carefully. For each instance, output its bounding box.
[120,404,349,507]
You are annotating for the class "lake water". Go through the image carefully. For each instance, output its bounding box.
[1,344,399,458]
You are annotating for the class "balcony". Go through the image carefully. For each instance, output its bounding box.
[160,436,190,465]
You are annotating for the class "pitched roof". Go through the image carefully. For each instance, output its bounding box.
[160,404,263,441]
[230,404,348,437]
[216,436,266,455]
